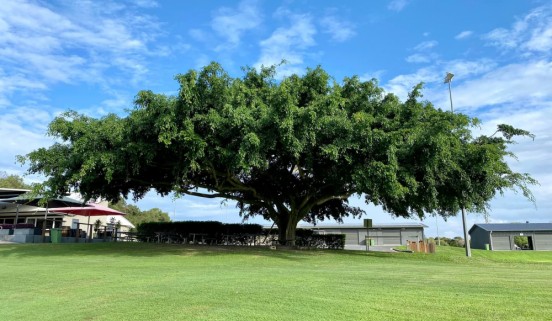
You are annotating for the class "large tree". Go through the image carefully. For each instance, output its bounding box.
[20,63,536,245]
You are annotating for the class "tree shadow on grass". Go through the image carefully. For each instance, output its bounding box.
[0,242,410,261]
[0,243,321,261]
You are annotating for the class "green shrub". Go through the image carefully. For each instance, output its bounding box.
[136,221,263,244]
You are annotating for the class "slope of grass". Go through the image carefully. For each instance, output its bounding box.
[1,243,551,321]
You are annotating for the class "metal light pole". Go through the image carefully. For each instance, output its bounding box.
[444,72,471,257]
[435,215,440,246]
[444,72,454,112]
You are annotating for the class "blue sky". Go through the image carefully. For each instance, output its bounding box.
[1,0,551,238]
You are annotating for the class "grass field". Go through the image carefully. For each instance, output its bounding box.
[1,243,551,321]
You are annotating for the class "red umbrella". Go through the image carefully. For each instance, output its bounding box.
[49,204,127,240]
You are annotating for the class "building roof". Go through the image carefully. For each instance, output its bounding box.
[469,223,552,234]
[0,188,30,200]
[300,223,428,229]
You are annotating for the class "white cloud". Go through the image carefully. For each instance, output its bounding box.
[525,20,552,52]
[455,30,473,39]
[359,70,386,82]
[405,53,431,63]
[135,0,158,8]
[384,67,437,100]
[442,59,497,80]
[414,40,438,51]
[195,54,211,69]
[484,5,552,54]
[255,12,316,77]
[450,60,552,111]
[0,0,162,109]
[405,41,439,63]
[320,15,356,42]
[388,0,410,12]
[385,58,501,104]
[0,106,57,175]
[211,0,263,51]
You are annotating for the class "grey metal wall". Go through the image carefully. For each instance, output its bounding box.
[314,227,425,246]
[381,230,401,245]
[342,230,359,245]
[368,228,423,245]
[535,233,552,250]
[470,226,491,250]
[491,233,512,250]
[400,229,423,244]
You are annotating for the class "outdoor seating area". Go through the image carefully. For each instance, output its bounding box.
[0,188,135,244]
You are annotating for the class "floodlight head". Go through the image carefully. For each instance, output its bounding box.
[444,72,454,84]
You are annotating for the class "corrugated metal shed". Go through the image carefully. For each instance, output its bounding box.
[469,223,552,251]
[469,223,552,233]
[304,223,427,249]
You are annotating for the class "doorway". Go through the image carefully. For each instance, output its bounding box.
[514,235,534,250]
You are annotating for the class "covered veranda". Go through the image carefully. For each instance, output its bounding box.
[0,188,132,243]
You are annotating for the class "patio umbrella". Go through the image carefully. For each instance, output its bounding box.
[49,203,126,240]
[48,203,126,216]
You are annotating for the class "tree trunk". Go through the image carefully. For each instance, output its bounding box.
[276,215,298,246]
[285,222,298,246]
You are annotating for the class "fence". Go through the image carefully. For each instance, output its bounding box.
[407,240,436,253]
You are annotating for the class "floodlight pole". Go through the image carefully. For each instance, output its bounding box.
[444,72,454,112]
[447,82,453,112]
[435,215,440,246]
[461,207,471,257]
[444,72,471,257]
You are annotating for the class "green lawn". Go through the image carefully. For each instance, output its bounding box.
[1,243,551,321]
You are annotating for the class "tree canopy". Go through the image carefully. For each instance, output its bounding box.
[20,63,536,245]
[0,172,31,189]
[109,199,171,226]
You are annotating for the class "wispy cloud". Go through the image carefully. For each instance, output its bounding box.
[384,67,437,100]
[320,15,355,42]
[0,105,57,174]
[455,30,473,40]
[211,0,263,51]
[255,11,316,77]
[405,53,431,63]
[405,40,439,64]
[414,40,438,51]
[388,0,410,12]
[447,60,552,111]
[385,59,496,102]
[0,0,163,110]
[359,70,386,82]
[135,0,158,8]
[484,5,552,54]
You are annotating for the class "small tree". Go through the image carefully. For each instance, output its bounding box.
[93,219,102,237]
[448,237,465,248]
[514,236,528,249]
